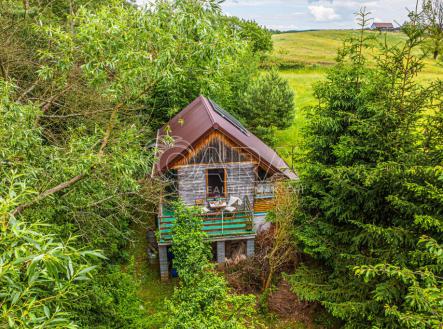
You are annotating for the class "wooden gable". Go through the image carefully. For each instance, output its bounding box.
[171,131,254,168]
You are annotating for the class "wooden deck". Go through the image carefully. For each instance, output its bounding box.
[157,187,275,244]
[157,207,255,244]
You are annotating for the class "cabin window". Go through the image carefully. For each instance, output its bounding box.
[206,168,226,198]
[257,167,271,181]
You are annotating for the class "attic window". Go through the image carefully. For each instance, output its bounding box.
[206,168,226,198]
[257,167,271,181]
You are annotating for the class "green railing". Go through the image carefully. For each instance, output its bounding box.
[158,200,254,243]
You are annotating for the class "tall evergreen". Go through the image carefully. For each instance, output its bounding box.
[289,11,443,328]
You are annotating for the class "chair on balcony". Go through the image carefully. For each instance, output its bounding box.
[225,196,243,212]
[195,198,211,213]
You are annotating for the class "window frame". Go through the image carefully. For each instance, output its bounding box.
[205,168,227,198]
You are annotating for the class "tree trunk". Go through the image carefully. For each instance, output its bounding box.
[12,174,85,216]
[23,0,29,17]
[264,268,275,291]
[434,49,439,60]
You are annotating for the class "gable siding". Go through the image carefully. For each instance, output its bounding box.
[171,131,253,168]
[187,136,248,164]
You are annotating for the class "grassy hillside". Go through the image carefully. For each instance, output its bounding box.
[273,30,411,64]
[273,30,443,78]
[273,30,443,165]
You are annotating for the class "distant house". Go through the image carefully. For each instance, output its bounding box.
[371,22,395,31]
[153,96,296,281]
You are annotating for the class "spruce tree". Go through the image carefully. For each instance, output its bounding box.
[289,10,443,328]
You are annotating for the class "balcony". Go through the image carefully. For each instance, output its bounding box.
[157,199,254,244]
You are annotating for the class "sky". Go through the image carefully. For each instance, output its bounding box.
[220,0,419,31]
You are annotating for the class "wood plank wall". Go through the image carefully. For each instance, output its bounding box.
[253,198,274,212]
[177,162,256,206]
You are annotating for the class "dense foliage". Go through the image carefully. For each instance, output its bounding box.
[164,202,256,328]
[289,12,443,328]
[69,265,149,329]
[421,0,443,60]
[238,70,295,146]
[0,204,102,328]
[225,16,273,55]
[0,81,105,328]
[0,0,280,327]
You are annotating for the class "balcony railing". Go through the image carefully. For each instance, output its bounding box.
[157,198,254,243]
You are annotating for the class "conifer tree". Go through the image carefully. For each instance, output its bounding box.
[289,10,443,328]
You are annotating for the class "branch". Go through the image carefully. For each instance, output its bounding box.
[98,84,154,156]
[17,79,39,102]
[98,102,122,156]
[40,85,72,113]
[40,109,112,118]
[12,174,85,216]
[11,81,156,217]
[40,106,146,119]
[0,59,8,80]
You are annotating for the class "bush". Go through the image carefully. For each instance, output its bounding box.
[69,265,149,329]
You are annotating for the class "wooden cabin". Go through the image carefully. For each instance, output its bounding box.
[370,22,394,31]
[153,96,296,280]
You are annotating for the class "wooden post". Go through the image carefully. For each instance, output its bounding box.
[159,245,169,282]
[246,238,255,257]
[216,241,225,263]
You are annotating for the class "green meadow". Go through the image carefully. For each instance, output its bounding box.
[273,30,443,162]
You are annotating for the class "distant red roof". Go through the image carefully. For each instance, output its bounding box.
[371,22,394,29]
[154,95,297,179]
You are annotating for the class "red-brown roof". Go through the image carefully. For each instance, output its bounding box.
[372,22,394,28]
[154,95,297,179]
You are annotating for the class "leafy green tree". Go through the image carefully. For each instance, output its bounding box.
[37,0,258,128]
[163,202,256,329]
[238,70,295,146]
[225,16,273,54]
[288,11,443,328]
[0,173,103,328]
[0,77,149,259]
[0,77,147,327]
[421,0,443,60]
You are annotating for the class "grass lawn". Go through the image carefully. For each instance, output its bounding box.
[274,67,325,167]
[273,30,443,165]
[129,221,176,325]
[273,29,443,74]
